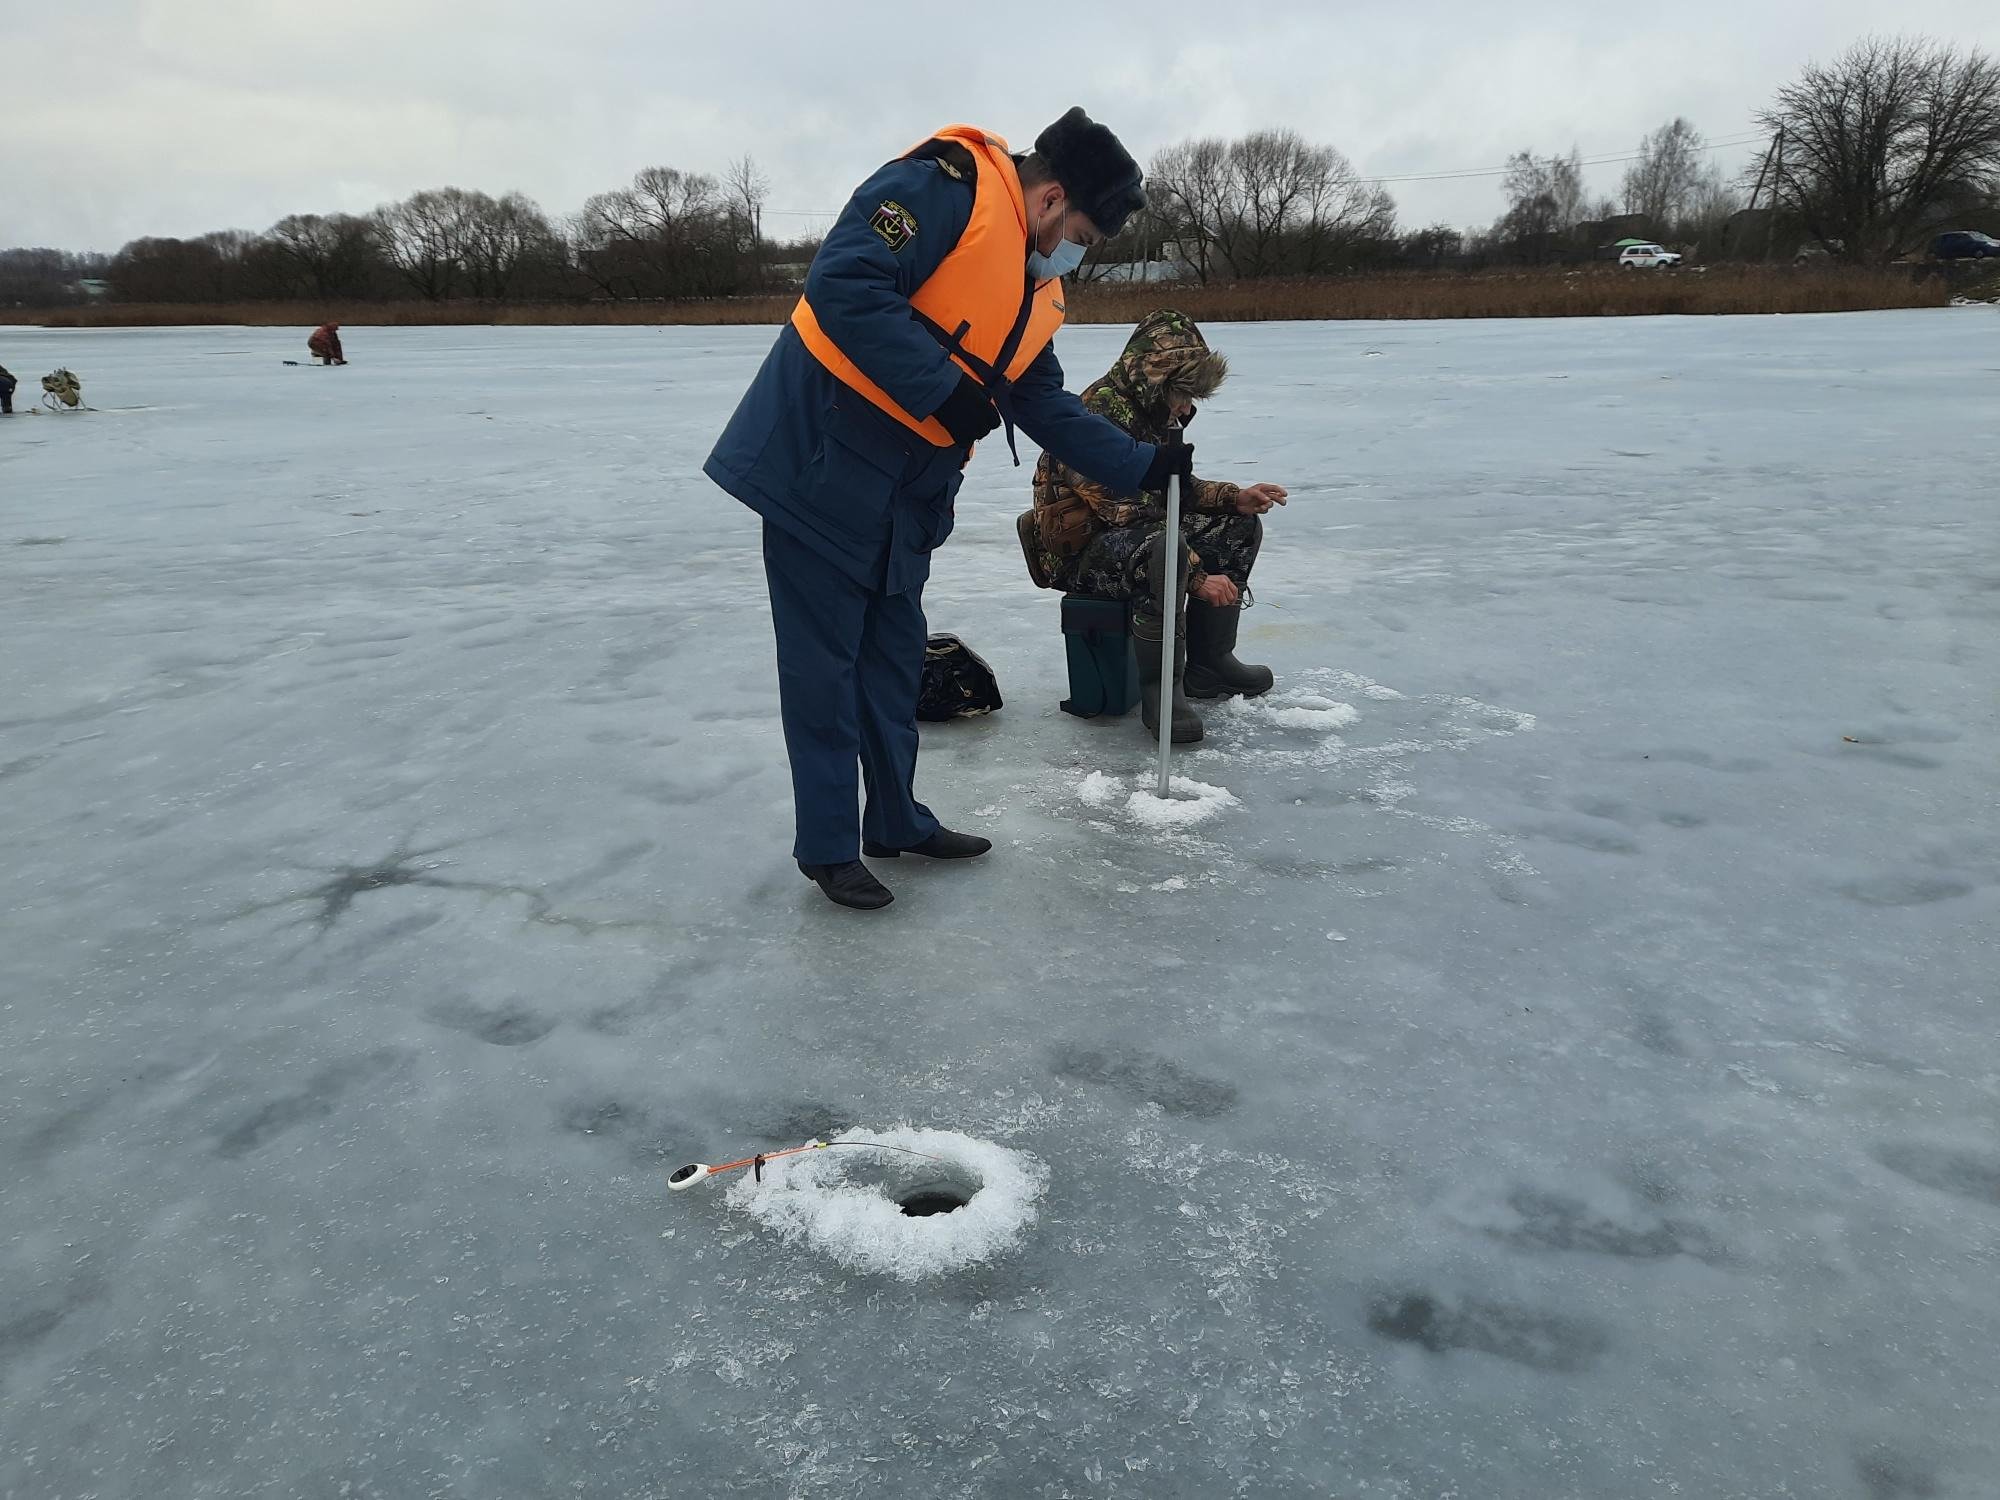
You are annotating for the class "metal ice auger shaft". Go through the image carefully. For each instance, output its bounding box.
[1156,418,1185,799]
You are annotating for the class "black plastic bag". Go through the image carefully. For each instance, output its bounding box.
[917,634,1003,721]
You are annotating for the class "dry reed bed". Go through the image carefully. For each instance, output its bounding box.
[1071,267,1949,321]
[12,268,1949,330]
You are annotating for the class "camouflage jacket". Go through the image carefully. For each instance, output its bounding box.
[1029,309,1239,589]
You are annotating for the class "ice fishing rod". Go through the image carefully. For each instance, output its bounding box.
[668,1139,944,1191]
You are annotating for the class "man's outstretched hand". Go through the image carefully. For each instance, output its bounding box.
[1193,575,1240,607]
[1235,483,1287,515]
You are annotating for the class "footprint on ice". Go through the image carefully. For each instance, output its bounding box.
[1078,771,1240,830]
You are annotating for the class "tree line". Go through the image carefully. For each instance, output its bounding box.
[1074,122,1749,281]
[1098,37,1997,280]
[2,156,814,308]
[2,34,1995,308]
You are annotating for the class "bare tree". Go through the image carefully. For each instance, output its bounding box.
[375,188,490,301]
[1403,223,1464,267]
[573,165,748,298]
[1623,119,1707,224]
[1493,149,1585,260]
[1238,130,1394,275]
[1215,130,1314,277]
[1145,137,1230,283]
[1679,168,1745,247]
[1504,149,1585,227]
[268,213,383,299]
[108,235,255,302]
[722,155,769,246]
[459,193,564,300]
[1758,36,2000,262]
[1144,130,1397,282]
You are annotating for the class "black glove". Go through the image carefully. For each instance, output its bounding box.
[933,376,1000,446]
[1141,440,1195,492]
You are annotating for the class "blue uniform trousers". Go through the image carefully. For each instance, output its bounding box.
[762,520,940,865]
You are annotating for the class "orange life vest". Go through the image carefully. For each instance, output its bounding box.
[791,125,1065,448]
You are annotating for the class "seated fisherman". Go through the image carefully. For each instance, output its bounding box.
[1027,309,1288,743]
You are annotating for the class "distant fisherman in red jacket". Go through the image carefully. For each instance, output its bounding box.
[307,323,346,366]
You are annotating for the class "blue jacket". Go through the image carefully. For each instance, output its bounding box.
[704,151,1158,595]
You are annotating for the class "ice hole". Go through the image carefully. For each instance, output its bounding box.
[727,1127,1046,1280]
[898,1182,973,1217]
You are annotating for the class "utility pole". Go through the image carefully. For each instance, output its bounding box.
[1746,128,1786,260]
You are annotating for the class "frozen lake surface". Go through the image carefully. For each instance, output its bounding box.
[2,312,1996,1498]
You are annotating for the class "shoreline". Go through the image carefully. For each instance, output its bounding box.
[6,265,1977,330]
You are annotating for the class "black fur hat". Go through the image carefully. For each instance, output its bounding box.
[1034,107,1146,237]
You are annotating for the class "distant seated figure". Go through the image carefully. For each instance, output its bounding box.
[0,362,16,415]
[307,322,346,366]
[1027,309,1289,743]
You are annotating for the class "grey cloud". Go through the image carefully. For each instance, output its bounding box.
[5,0,1998,249]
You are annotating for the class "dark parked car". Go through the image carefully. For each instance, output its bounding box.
[1932,230,2000,260]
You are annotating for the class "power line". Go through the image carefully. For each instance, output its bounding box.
[758,129,1771,217]
[1363,133,1765,185]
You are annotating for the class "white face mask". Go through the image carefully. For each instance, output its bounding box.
[1027,202,1087,281]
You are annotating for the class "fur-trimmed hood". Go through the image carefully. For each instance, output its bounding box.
[1100,308,1229,416]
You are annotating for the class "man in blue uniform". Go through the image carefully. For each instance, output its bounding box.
[706,109,1194,910]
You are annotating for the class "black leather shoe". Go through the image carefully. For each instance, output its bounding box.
[861,828,993,860]
[798,860,894,910]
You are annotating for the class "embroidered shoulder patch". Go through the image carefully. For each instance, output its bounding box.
[869,200,918,252]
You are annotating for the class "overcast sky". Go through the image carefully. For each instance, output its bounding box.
[8,2,2000,252]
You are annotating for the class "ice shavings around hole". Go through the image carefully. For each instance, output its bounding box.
[1076,771,1238,831]
[1125,777,1240,829]
[1077,771,1123,810]
[726,1127,1047,1281]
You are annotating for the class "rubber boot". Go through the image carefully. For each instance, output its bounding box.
[1135,617,1204,744]
[1184,602,1274,699]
